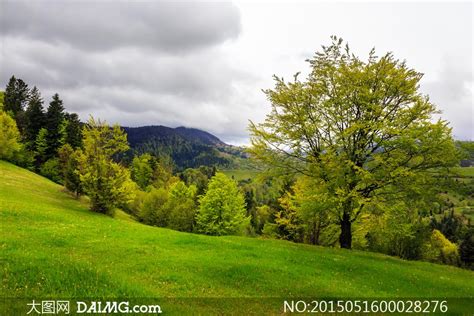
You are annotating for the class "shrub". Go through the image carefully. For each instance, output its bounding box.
[40,158,62,183]
[423,229,460,266]
[139,188,169,226]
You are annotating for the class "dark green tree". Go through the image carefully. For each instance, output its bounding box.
[460,229,474,269]
[58,144,83,197]
[45,93,65,158]
[24,86,45,148]
[64,113,82,148]
[34,128,48,166]
[4,76,29,132]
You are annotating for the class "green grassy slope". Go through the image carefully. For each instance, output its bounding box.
[1,161,473,314]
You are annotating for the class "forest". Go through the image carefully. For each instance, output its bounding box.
[1,37,473,271]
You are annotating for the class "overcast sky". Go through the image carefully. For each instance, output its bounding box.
[1,0,472,144]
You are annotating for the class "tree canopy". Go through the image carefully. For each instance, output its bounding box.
[249,37,458,249]
[78,117,135,214]
[196,173,249,236]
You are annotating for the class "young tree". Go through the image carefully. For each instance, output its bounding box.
[24,86,46,148]
[59,145,83,198]
[40,158,62,183]
[249,37,458,248]
[0,110,22,160]
[131,153,154,190]
[78,117,135,214]
[196,173,249,236]
[34,128,48,166]
[167,181,198,232]
[45,93,65,158]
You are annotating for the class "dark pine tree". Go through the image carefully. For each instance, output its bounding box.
[24,86,46,149]
[3,76,30,132]
[64,113,83,148]
[45,93,65,158]
[460,229,474,269]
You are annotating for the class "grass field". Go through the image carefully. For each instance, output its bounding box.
[454,166,474,177]
[1,161,473,314]
[220,169,259,181]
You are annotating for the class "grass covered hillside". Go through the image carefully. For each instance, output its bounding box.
[1,161,473,314]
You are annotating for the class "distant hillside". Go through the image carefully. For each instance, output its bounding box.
[122,125,247,170]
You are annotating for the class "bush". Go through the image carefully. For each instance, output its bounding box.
[423,229,460,266]
[139,188,169,226]
[365,208,431,260]
[261,223,278,238]
[40,158,62,183]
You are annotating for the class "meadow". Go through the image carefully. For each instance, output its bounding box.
[1,160,473,314]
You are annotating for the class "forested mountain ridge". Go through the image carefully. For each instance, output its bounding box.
[122,125,248,170]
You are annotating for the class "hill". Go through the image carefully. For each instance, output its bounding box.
[1,161,473,314]
[122,125,248,170]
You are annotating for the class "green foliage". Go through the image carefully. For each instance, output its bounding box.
[137,172,199,232]
[0,110,22,160]
[58,144,83,197]
[131,153,154,190]
[140,187,169,226]
[180,167,213,195]
[34,128,48,165]
[291,177,335,245]
[456,140,474,161]
[0,90,4,110]
[78,117,135,215]
[274,192,304,242]
[167,181,198,232]
[196,173,249,236]
[3,76,29,131]
[40,158,62,183]
[64,112,83,148]
[45,93,65,158]
[249,36,459,249]
[430,210,466,243]
[423,229,460,266]
[460,229,474,269]
[365,205,431,259]
[24,86,45,148]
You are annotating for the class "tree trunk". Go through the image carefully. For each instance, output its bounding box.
[339,212,352,249]
[308,221,315,245]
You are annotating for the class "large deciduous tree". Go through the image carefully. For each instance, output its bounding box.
[249,37,458,249]
[78,117,135,214]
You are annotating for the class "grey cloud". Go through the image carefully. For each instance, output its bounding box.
[0,1,241,53]
[421,56,473,140]
[2,37,244,101]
